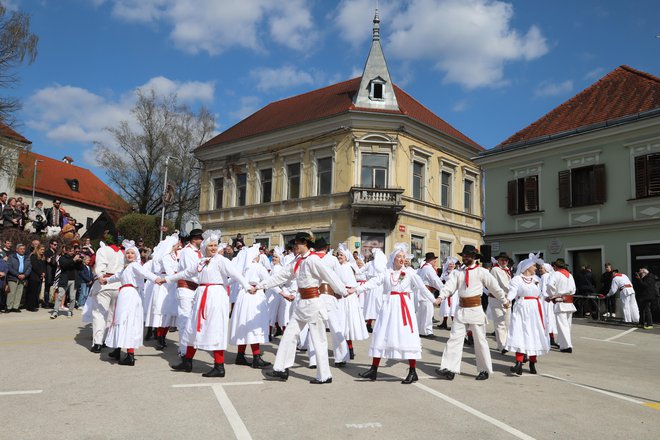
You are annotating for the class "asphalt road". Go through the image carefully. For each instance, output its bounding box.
[1,309,658,440]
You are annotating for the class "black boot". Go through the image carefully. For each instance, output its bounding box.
[266,369,289,381]
[90,344,102,353]
[171,357,193,372]
[510,361,523,375]
[366,322,373,333]
[358,366,378,381]
[202,363,225,377]
[155,336,167,351]
[145,327,153,340]
[349,347,355,360]
[235,352,250,366]
[118,353,135,366]
[251,354,271,369]
[108,348,121,360]
[529,362,537,374]
[465,333,474,346]
[273,326,283,337]
[550,337,559,348]
[401,368,418,384]
[435,368,455,380]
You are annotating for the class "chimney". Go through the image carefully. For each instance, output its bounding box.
[62,156,74,164]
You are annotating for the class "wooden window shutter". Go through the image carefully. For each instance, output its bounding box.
[648,153,660,196]
[593,164,606,204]
[634,155,648,198]
[558,170,571,208]
[507,179,518,215]
[524,176,539,212]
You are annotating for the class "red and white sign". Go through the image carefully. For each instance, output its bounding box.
[398,225,406,232]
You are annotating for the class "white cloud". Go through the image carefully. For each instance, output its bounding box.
[229,96,261,121]
[452,99,469,112]
[249,66,315,92]
[534,80,573,97]
[95,0,316,54]
[584,67,606,81]
[335,0,549,89]
[24,77,215,165]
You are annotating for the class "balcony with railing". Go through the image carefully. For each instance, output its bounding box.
[349,186,405,229]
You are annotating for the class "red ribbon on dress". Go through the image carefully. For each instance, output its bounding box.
[465,264,479,288]
[524,296,545,330]
[197,283,221,332]
[391,291,414,333]
[111,284,135,326]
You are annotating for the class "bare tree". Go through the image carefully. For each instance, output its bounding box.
[95,89,215,226]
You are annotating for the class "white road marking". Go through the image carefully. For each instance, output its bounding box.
[0,390,43,396]
[541,374,644,405]
[580,336,635,346]
[172,381,263,388]
[414,382,536,440]
[346,422,382,428]
[604,327,637,341]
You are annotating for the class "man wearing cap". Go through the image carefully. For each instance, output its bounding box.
[433,245,509,381]
[251,232,348,384]
[490,252,513,353]
[175,229,204,357]
[90,242,125,352]
[416,252,444,338]
[547,259,576,353]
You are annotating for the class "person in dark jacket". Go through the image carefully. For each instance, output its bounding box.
[43,239,59,308]
[5,244,32,312]
[26,245,47,311]
[2,197,22,229]
[77,255,95,308]
[50,245,82,318]
[633,268,657,329]
[600,263,615,317]
[0,252,8,311]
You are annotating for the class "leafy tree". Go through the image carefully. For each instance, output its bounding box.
[115,213,174,248]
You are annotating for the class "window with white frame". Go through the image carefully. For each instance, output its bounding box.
[464,179,474,214]
[440,240,452,261]
[441,171,452,208]
[361,153,388,188]
[235,172,247,206]
[412,161,424,200]
[213,177,224,209]
[317,157,332,195]
[411,234,424,262]
[287,163,301,199]
[260,168,272,203]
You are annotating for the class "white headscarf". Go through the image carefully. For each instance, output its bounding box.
[387,243,409,269]
[338,242,359,272]
[372,248,387,272]
[234,243,260,275]
[442,256,459,275]
[151,232,179,270]
[200,230,221,256]
[516,252,543,276]
[541,262,554,274]
[273,245,284,259]
[121,239,138,262]
[259,253,272,271]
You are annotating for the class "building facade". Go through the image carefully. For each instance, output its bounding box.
[476,66,660,284]
[195,13,484,259]
[0,123,31,195]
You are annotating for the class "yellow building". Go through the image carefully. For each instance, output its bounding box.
[195,12,484,261]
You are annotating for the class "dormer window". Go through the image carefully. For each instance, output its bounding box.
[369,77,386,101]
[66,178,79,192]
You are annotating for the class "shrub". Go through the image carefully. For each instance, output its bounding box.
[115,213,174,248]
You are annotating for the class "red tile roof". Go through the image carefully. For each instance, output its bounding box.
[499,65,660,147]
[15,151,131,216]
[199,77,482,151]
[0,122,31,144]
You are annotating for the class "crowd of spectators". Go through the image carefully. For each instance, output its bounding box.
[0,193,83,238]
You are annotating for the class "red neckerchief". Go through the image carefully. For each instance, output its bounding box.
[186,243,202,258]
[500,265,512,278]
[109,245,121,252]
[558,269,570,278]
[294,251,324,273]
[465,263,479,288]
[614,273,623,277]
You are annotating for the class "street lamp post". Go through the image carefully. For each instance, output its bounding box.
[159,155,179,241]
[31,159,44,207]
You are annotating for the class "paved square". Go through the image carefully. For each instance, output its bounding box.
[1,310,658,440]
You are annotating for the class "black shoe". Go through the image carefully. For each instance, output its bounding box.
[145,328,153,340]
[510,361,523,376]
[251,354,271,369]
[90,344,102,353]
[118,353,135,366]
[334,361,347,368]
[529,362,537,374]
[169,326,177,332]
[171,357,193,372]
[550,338,559,348]
[27,308,38,312]
[349,347,355,360]
[366,323,373,333]
[522,354,528,363]
[235,353,250,366]
[401,368,418,384]
[560,347,573,353]
[267,369,289,381]
[155,336,167,351]
[435,368,455,380]
[501,349,508,355]
[309,365,317,369]
[108,348,121,360]
[202,363,225,377]
[465,334,474,346]
[358,366,378,381]
[310,377,332,384]
[420,333,436,339]
[11,308,21,313]
[273,326,283,337]
[475,371,489,381]
[438,322,448,330]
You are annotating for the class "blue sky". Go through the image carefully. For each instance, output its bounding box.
[5,0,660,182]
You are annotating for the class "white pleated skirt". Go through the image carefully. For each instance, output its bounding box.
[368,292,421,360]
[230,289,269,345]
[505,296,551,356]
[105,286,144,349]
[185,284,230,351]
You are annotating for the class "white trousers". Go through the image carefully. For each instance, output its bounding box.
[416,300,434,336]
[176,287,196,355]
[440,321,492,374]
[274,314,332,382]
[489,298,510,351]
[92,288,118,345]
[621,294,640,323]
[555,311,573,349]
[309,296,349,365]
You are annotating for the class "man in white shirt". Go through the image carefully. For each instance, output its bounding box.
[547,259,577,353]
[608,269,639,323]
[489,252,512,353]
[90,243,124,353]
[253,232,348,384]
[416,252,444,338]
[175,229,203,357]
[434,245,509,381]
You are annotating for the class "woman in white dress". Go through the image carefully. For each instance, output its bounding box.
[147,233,180,350]
[351,243,427,384]
[167,231,252,377]
[505,253,550,375]
[337,244,369,361]
[438,257,458,330]
[539,263,558,348]
[100,241,161,366]
[266,246,295,338]
[363,249,387,332]
[230,244,272,369]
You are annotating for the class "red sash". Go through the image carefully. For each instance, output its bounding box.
[524,296,545,330]
[391,291,413,333]
[197,283,222,332]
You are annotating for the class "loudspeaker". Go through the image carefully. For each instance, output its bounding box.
[480,244,492,263]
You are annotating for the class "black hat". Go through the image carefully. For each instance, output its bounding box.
[458,244,482,259]
[552,258,568,269]
[291,232,314,247]
[495,252,511,261]
[424,252,438,262]
[188,228,204,239]
[314,237,329,250]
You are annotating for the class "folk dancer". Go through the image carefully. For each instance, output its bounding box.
[175,228,203,357]
[266,246,295,338]
[505,253,550,375]
[434,245,509,381]
[546,259,576,353]
[438,257,458,330]
[608,270,639,323]
[351,243,427,384]
[539,263,559,348]
[254,232,348,384]
[147,233,180,350]
[337,243,369,361]
[416,252,444,338]
[90,241,124,353]
[363,249,388,332]
[489,252,512,354]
